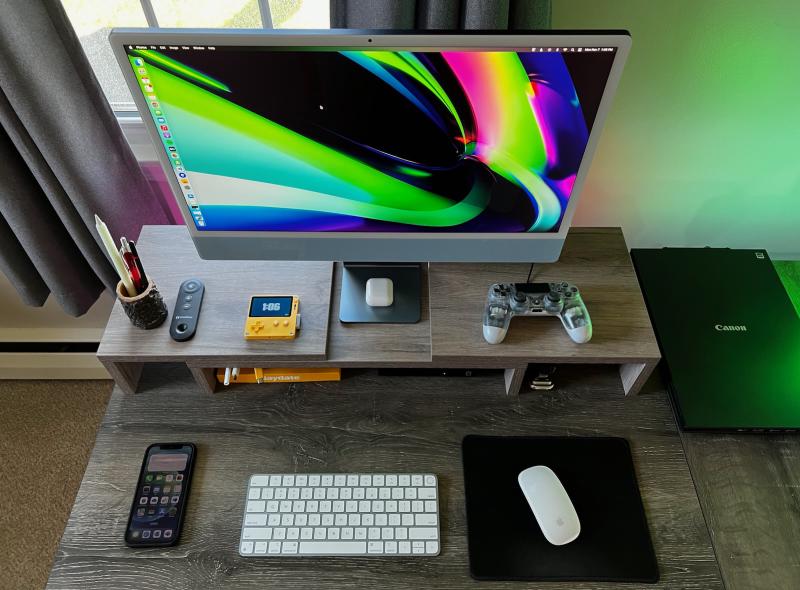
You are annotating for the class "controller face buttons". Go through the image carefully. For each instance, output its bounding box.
[482,282,592,344]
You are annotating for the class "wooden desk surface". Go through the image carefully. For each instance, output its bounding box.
[47,366,721,589]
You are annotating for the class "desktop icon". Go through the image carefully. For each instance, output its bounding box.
[160,124,169,131]
[137,68,146,74]
[141,77,150,84]
[168,146,177,152]
[197,220,206,227]
[154,109,163,116]
[157,117,166,123]
[144,85,154,93]
[162,131,171,138]
[174,160,182,166]
[133,58,143,66]
[147,95,157,101]
[178,172,186,178]
[170,153,179,159]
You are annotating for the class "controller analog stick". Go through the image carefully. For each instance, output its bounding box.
[513,292,527,303]
[546,291,562,304]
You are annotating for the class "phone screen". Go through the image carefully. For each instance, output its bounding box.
[125,443,195,546]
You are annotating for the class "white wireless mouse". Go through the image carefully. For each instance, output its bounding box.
[518,465,580,546]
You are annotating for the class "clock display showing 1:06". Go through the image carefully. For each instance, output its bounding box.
[249,296,293,318]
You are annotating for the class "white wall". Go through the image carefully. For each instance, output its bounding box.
[554,0,800,258]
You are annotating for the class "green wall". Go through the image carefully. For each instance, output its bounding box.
[553,1,800,259]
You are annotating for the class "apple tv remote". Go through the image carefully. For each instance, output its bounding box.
[170,279,204,341]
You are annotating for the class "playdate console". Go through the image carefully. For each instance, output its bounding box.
[482,282,592,344]
[244,295,301,340]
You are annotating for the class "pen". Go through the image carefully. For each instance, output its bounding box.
[128,241,149,290]
[95,214,137,297]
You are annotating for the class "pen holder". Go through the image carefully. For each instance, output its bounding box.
[116,278,168,330]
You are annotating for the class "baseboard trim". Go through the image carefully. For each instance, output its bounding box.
[0,353,110,380]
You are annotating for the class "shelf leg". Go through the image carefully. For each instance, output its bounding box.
[620,361,658,396]
[189,366,217,394]
[100,360,143,394]
[504,366,528,396]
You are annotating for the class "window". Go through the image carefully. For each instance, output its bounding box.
[62,0,330,111]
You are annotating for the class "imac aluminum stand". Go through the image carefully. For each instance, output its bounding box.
[339,263,421,324]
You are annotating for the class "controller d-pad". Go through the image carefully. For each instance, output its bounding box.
[252,320,265,332]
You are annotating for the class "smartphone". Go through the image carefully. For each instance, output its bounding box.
[125,443,196,547]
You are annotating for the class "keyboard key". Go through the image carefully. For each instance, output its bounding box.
[368,541,383,554]
[328,528,340,539]
[392,488,404,500]
[372,501,384,513]
[313,528,326,540]
[379,488,390,499]
[385,541,397,553]
[334,475,346,486]
[425,501,437,512]
[398,475,410,487]
[373,475,385,486]
[388,514,400,526]
[322,514,334,526]
[301,488,312,499]
[275,488,287,499]
[418,488,436,500]
[262,488,274,500]
[243,528,270,540]
[362,514,374,526]
[322,475,333,486]
[346,501,358,513]
[309,475,320,486]
[300,541,366,555]
[335,514,347,526]
[254,541,267,554]
[415,514,438,526]
[368,527,380,539]
[245,514,267,526]
[402,514,414,526]
[348,514,360,526]
[279,501,292,513]
[386,501,398,513]
[287,528,299,540]
[288,488,300,500]
[360,475,372,486]
[248,488,261,500]
[333,501,345,513]
[386,475,398,486]
[268,542,281,554]
[359,501,371,513]
[341,527,353,539]
[340,488,352,499]
[300,528,313,539]
[411,475,423,486]
[412,501,423,512]
[399,541,411,554]
[296,475,308,486]
[405,488,417,500]
[269,476,281,487]
[240,541,254,554]
[293,501,305,513]
[307,501,319,513]
[326,488,339,500]
[375,514,387,526]
[296,514,308,526]
[346,475,358,486]
[280,514,294,526]
[268,514,280,526]
[355,528,367,539]
[282,541,298,554]
[396,528,408,540]
[409,528,438,540]
[314,488,326,500]
[251,476,268,487]
[309,514,321,526]
[412,541,425,554]
[366,488,378,499]
[274,528,286,540]
[266,501,279,513]
[320,501,332,513]
[381,528,394,539]
[353,488,365,499]
[424,475,436,487]
[283,475,295,487]
[247,501,265,513]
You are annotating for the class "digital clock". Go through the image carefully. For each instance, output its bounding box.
[244,295,300,340]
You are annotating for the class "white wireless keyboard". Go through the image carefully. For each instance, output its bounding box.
[239,473,440,556]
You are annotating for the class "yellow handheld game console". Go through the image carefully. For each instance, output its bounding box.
[244,295,301,340]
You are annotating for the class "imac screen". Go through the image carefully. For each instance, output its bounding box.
[125,45,615,232]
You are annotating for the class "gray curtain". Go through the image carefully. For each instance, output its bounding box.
[331,0,551,29]
[0,0,173,317]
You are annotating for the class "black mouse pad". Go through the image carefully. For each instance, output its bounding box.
[462,435,658,582]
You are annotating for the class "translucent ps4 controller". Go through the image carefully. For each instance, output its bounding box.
[482,282,592,344]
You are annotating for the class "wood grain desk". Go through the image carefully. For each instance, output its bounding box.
[98,226,660,397]
[47,364,722,590]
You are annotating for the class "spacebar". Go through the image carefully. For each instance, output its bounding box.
[299,541,367,555]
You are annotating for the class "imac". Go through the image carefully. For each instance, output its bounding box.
[111,30,629,323]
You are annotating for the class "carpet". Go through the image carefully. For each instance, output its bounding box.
[0,379,111,590]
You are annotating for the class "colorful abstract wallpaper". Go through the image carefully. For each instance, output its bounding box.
[128,47,614,232]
